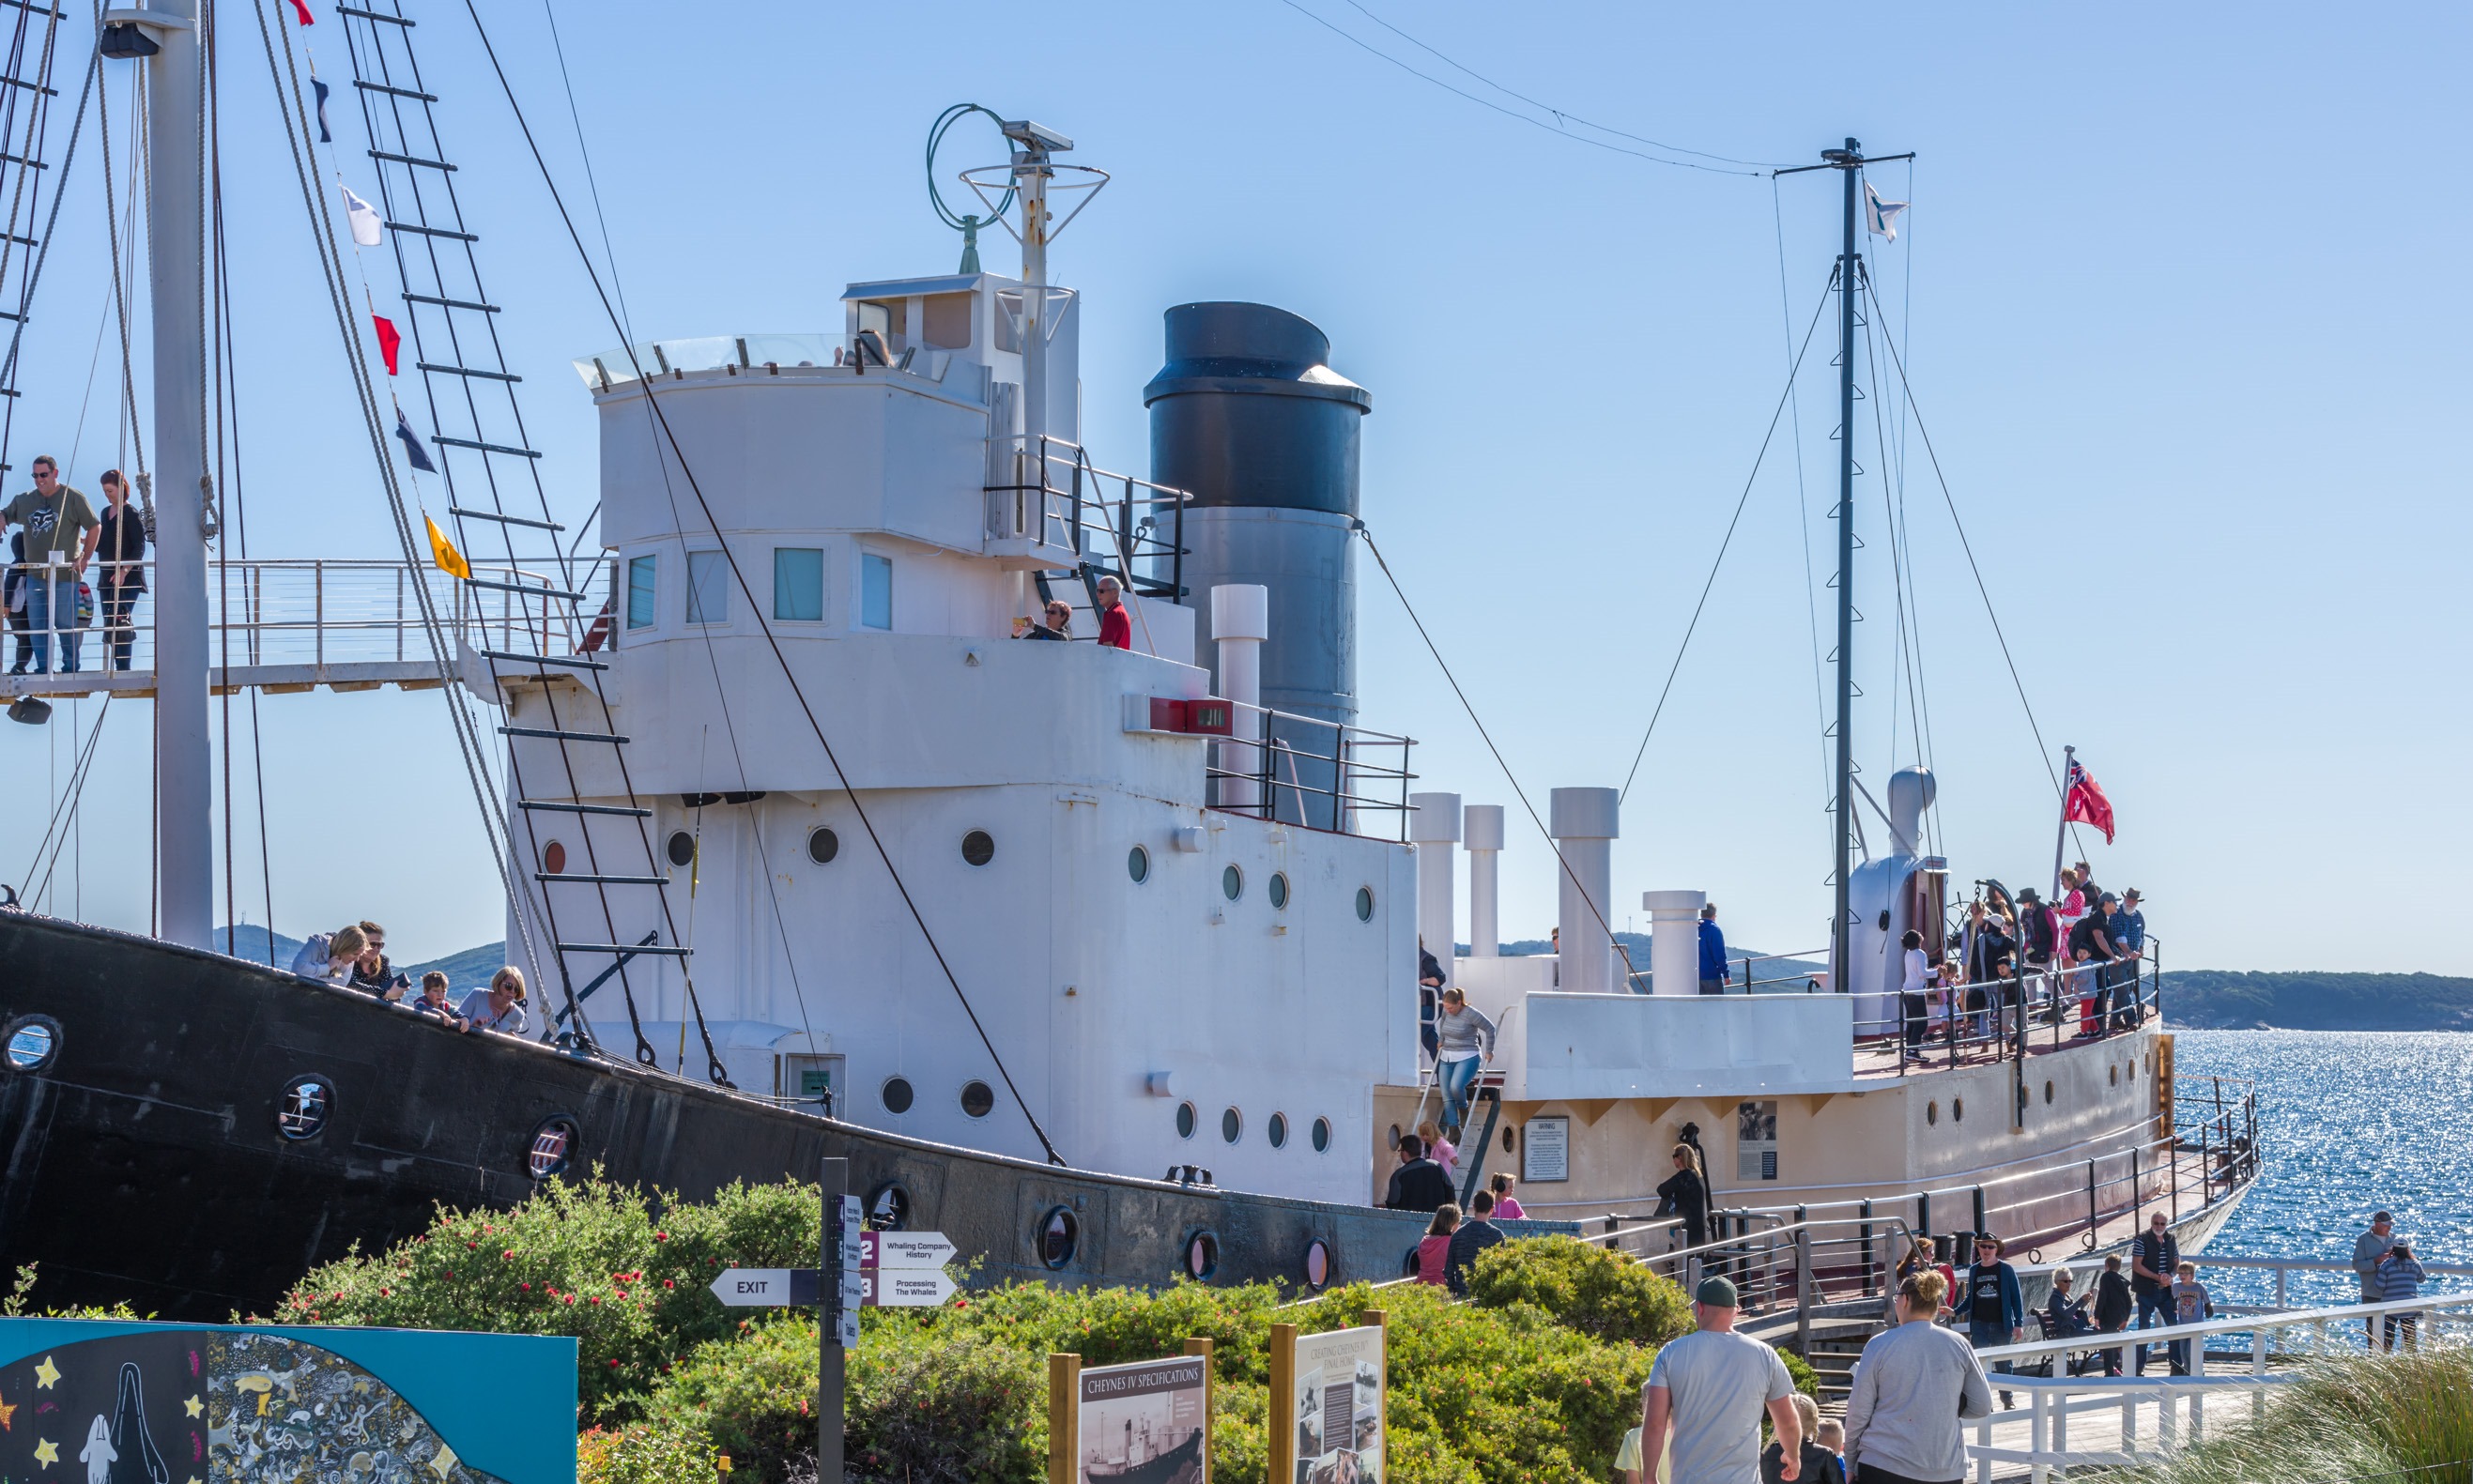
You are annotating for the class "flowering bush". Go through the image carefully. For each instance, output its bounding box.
[576,1419,720,1484]
[268,1172,820,1419]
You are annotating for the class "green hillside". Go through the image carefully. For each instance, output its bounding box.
[2162,970,2473,1031]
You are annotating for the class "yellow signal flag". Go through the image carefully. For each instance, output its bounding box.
[425,513,472,581]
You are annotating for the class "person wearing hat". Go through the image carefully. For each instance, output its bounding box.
[1843,1269,1993,1484]
[2016,888,2057,1006]
[1637,1275,1803,1484]
[2110,890,2147,1028]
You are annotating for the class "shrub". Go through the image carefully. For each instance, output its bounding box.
[4,1264,145,1320]
[269,1172,821,1420]
[1460,1235,1693,1346]
[1779,1345,1819,1399]
[576,1419,719,1484]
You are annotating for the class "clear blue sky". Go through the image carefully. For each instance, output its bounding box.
[11,1,2466,973]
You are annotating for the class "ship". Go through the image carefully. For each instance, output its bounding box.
[0,5,2253,1327]
[1083,1417,1204,1484]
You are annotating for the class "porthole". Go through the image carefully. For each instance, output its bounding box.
[278,1075,332,1140]
[1268,872,1290,910]
[528,1115,579,1180]
[1221,1107,1243,1144]
[961,829,995,866]
[2110,1064,2120,1087]
[1926,1100,1940,1127]
[3,1015,59,1073]
[1183,1231,1220,1281]
[543,840,567,875]
[960,1079,996,1119]
[1502,1124,1516,1153]
[1128,845,1150,883]
[881,1077,915,1114]
[1386,1123,1402,1150]
[1400,1246,1421,1279]
[2045,1080,2056,1105]
[1039,1206,1080,1270]
[1313,1117,1332,1153]
[1175,1101,1197,1140]
[807,828,839,864]
[1221,864,1243,901]
[1304,1239,1333,1290]
[1355,886,1375,922]
[1952,1097,1965,1124]
[1267,1112,1289,1149]
[666,830,696,867]
[868,1182,912,1232]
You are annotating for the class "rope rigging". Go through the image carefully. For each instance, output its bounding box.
[457,2,1068,1163]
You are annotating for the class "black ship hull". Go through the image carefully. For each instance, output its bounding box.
[0,913,1471,1317]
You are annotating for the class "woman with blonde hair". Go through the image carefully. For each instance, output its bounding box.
[288,923,368,985]
[457,966,530,1036]
[1418,1119,1457,1178]
[1843,1270,1992,1484]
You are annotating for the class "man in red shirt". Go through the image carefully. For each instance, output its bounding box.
[1095,574,1132,650]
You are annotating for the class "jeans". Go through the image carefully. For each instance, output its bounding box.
[1970,1323,2015,1402]
[100,580,141,670]
[2134,1286,2173,1372]
[2385,1313,2419,1352]
[23,570,80,672]
[1436,1054,1481,1135]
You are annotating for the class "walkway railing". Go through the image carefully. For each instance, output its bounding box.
[985,431,1191,604]
[1965,1292,2473,1483]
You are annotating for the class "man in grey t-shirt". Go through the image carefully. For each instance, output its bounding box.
[1641,1276,1802,1484]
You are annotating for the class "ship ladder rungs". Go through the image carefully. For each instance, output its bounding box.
[499,725,631,743]
[557,942,691,956]
[417,360,519,382]
[449,505,561,531]
[436,436,541,458]
[518,800,650,818]
[478,648,607,672]
[466,575,589,603]
[538,872,668,886]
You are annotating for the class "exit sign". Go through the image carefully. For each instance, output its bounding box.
[1144,697,1235,736]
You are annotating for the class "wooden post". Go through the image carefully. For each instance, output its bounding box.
[1267,1323,1298,1484]
[1049,1353,1081,1484]
[1183,1338,1215,1476]
[1361,1308,1388,1480]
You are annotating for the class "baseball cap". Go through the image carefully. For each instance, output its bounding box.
[1696,1276,1740,1308]
[2098,892,2119,905]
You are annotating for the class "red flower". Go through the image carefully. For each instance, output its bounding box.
[662,1279,675,1290]
[607,1359,621,1369]
[379,1288,392,1297]
[468,1241,479,1250]
[615,1292,629,1301]
[653,1232,668,1242]
[502,1250,515,1260]
[563,1295,576,1305]
[588,1295,601,1306]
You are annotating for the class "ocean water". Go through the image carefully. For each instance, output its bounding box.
[2173,1029,2473,1308]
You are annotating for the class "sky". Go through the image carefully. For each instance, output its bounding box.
[7,1,2468,973]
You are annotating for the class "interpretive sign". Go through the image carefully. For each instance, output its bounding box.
[861,1232,959,1269]
[1075,1354,1210,1484]
[1521,1115,1570,1183]
[1269,1318,1386,1484]
[0,1316,576,1484]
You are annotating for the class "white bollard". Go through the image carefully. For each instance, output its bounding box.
[1548,788,1619,995]
[1642,890,1707,997]
[1210,585,1268,814]
[1408,792,1461,987]
[1464,804,1504,957]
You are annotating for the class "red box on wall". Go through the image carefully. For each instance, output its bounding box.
[1145,697,1235,736]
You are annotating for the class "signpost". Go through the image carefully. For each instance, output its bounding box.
[1270,1311,1387,1484]
[819,1156,849,1484]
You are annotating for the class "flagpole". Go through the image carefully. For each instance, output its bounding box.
[2053,743,2075,898]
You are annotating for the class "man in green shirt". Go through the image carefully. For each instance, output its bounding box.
[4,455,99,673]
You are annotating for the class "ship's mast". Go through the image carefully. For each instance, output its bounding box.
[111,0,212,948]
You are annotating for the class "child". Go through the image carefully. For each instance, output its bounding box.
[411,971,467,1030]
[2094,1253,2135,1376]
[2376,1242,2427,1352]
[1489,1171,1525,1220]
[1761,1393,1841,1484]
[2168,1261,2210,1375]
[1614,1425,1644,1484]
[1415,1204,1459,1287]
[1816,1419,1844,1461]
[1418,1119,1456,1177]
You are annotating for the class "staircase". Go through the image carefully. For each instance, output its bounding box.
[1799,1312,1886,1404]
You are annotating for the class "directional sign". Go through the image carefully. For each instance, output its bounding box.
[836,1196,864,1348]
[861,1232,958,1271]
[864,1268,958,1308]
[711,1268,818,1307]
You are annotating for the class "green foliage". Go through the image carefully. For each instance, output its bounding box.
[1460,1234,1694,1346]
[2143,1350,2473,1484]
[3,1263,145,1320]
[1779,1345,1819,1399]
[270,1172,821,1420]
[576,1418,720,1484]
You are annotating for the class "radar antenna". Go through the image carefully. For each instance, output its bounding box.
[925,103,1011,273]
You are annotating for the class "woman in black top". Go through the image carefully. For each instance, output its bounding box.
[4,529,28,674]
[93,470,146,671]
[1655,1141,1709,1250]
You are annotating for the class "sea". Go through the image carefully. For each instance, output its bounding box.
[2173,1029,2473,1308]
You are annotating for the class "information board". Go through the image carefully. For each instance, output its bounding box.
[1521,1115,1570,1183]
[1290,1324,1384,1484]
[1075,1354,1209,1484]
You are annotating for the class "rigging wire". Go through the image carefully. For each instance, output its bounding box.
[538,0,630,343]
[457,0,1067,1164]
[1273,0,1772,177]
[1615,275,1834,803]
[1773,176,1833,830]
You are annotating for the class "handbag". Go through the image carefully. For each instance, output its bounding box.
[74,580,94,627]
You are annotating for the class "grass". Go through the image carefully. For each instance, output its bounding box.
[2141,1348,2473,1484]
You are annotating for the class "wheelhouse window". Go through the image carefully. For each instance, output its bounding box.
[774,547,823,621]
[859,552,893,631]
[625,555,657,630]
[686,550,730,624]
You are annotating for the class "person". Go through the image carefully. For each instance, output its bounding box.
[1657,1142,1711,1252]
[2353,1211,2397,1348]
[1697,903,1730,994]
[1381,1132,1453,1213]
[1418,1119,1457,1179]
[2167,1262,2210,1374]
[2110,889,2147,1027]
[2043,1269,2098,1375]
[1430,987,1496,1137]
[1899,929,1930,1051]
[346,920,412,1002]
[91,469,146,672]
[1445,1187,1506,1296]
[2072,862,2101,911]
[1013,598,1071,641]
[1615,1423,1647,1484]
[4,529,29,673]
[1762,1393,1840,1484]
[410,971,468,1030]
[2066,896,2119,1032]
[2017,888,2056,1001]
[288,924,369,985]
[2375,1242,2426,1352]
[1963,1234,2025,1409]
[1418,939,1445,1064]
[1414,1203,1458,1286]
[2054,867,2086,937]
[1814,1420,1844,1469]
[1963,902,2015,986]
[1638,1276,1803,1484]
[1488,1171,1526,1221]
[3,455,100,674]
[2130,1212,2180,1374]
[457,966,530,1035]
[1893,1237,1957,1316]
[2093,1253,2135,1376]
[1842,1270,1994,1484]
[1094,574,1131,650]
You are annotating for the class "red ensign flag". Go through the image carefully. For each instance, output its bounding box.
[2064,756,2115,844]
[287,0,314,23]
[373,314,401,375]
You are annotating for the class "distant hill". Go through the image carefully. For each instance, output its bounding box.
[1466,932,1827,993]
[2160,971,2473,1032]
[216,925,507,991]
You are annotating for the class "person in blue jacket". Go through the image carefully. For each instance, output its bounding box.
[1697,903,1731,994]
[1965,1233,2026,1410]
